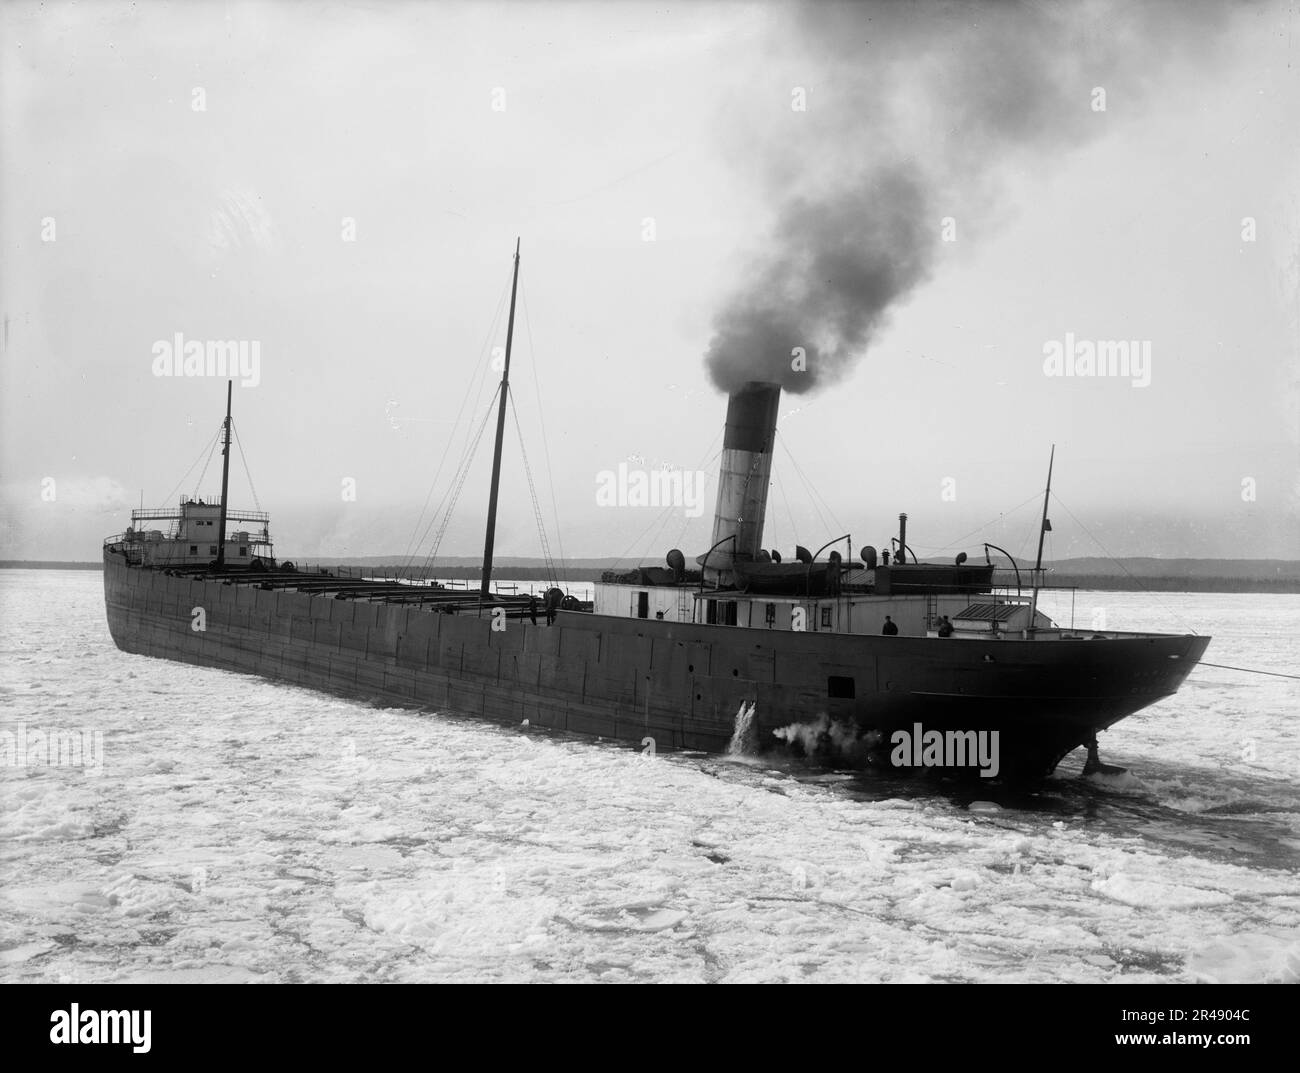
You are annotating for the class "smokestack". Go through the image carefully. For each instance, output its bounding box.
[700,381,781,583]
[897,513,908,565]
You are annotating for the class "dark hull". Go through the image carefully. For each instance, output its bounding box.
[102,551,1210,780]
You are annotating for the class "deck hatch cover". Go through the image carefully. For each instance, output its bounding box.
[954,603,1020,622]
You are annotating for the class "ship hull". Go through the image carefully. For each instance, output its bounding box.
[103,550,1210,779]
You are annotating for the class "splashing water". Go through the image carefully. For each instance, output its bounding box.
[771,715,872,760]
[771,714,830,755]
[727,700,757,756]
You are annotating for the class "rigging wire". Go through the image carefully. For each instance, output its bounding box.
[1039,490,1293,679]
[610,432,722,568]
[230,419,262,513]
[643,461,715,568]
[519,284,569,585]
[157,426,222,508]
[398,277,510,577]
[411,386,504,575]
[1047,491,1199,636]
[613,499,686,568]
[1015,521,1035,565]
[639,440,726,568]
[507,390,560,588]
[667,511,698,561]
[929,490,1046,557]
[1196,663,1300,681]
[399,293,504,574]
[665,449,724,560]
[191,426,224,501]
[416,384,502,557]
[775,430,841,537]
[419,385,500,575]
[772,467,799,555]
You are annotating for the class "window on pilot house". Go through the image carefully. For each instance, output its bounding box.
[189,546,198,555]
[765,603,776,626]
[239,547,248,557]
[821,606,833,628]
[706,601,737,626]
[209,545,218,555]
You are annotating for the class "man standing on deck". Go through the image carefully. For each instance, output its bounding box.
[882,616,898,635]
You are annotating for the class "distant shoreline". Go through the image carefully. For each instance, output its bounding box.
[6,559,1299,594]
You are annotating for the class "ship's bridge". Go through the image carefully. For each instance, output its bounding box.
[106,495,273,568]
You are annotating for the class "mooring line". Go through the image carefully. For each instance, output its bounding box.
[1196,662,1300,681]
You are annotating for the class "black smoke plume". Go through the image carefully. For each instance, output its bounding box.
[705,0,1237,395]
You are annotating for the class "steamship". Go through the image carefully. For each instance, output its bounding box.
[104,243,1210,780]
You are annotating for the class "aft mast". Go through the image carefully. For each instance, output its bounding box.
[215,380,233,569]
[480,239,522,600]
[1026,444,1054,635]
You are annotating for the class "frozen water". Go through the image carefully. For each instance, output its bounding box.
[0,571,1297,982]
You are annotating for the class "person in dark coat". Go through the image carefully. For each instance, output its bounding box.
[881,616,899,635]
[528,595,539,625]
[937,615,954,637]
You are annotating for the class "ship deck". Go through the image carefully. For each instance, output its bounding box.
[103,555,555,617]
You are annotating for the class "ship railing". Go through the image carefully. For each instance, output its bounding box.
[988,585,1080,603]
[110,528,274,546]
[984,583,1089,635]
[103,536,143,564]
[130,507,271,525]
[1030,627,1127,640]
[105,532,148,547]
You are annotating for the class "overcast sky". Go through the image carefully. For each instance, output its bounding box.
[2,0,1296,567]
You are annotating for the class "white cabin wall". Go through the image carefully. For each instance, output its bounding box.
[141,537,250,567]
[594,584,1001,637]
[593,583,691,622]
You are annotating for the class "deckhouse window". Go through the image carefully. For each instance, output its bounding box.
[828,676,855,699]
[189,545,197,555]
[765,603,776,626]
[706,601,737,626]
[209,545,217,555]
[821,607,833,628]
